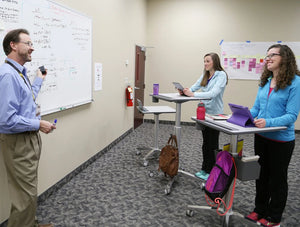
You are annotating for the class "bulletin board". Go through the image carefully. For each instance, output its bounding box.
[0,0,92,115]
[221,42,300,80]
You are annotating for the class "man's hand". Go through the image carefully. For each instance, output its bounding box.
[40,120,56,134]
[37,68,47,79]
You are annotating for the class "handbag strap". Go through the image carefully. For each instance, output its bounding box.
[167,134,178,148]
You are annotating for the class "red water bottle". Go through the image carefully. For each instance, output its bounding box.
[197,102,206,120]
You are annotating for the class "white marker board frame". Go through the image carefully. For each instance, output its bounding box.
[0,0,92,115]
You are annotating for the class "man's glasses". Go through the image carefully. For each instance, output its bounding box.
[19,41,34,47]
[264,53,280,60]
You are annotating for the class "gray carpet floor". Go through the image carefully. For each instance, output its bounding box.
[3,122,300,226]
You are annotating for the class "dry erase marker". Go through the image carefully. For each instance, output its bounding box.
[39,66,47,75]
[53,119,57,125]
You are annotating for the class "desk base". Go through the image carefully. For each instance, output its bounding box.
[164,169,204,195]
[186,204,244,227]
[186,182,244,227]
[136,146,160,166]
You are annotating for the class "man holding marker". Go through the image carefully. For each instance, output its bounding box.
[0,29,55,227]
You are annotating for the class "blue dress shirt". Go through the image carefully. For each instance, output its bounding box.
[0,58,43,133]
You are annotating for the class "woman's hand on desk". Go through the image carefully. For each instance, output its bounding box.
[177,89,184,95]
[254,118,266,128]
[183,88,194,97]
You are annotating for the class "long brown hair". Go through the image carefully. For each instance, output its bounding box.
[260,44,300,91]
[200,52,228,86]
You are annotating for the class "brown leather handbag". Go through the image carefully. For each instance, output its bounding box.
[158,134,179,178]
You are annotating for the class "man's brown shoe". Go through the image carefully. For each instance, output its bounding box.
[38,224,54,227]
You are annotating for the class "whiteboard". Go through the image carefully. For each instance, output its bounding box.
[0,0,92,115]
[221,42,300,80]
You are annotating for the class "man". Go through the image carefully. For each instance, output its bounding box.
[0,29,55,227]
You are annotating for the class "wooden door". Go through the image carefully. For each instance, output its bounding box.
[134,45,146,129]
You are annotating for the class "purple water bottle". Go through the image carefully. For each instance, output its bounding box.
[153,83,159,95]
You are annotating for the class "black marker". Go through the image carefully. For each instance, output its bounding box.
[39,66,47,75]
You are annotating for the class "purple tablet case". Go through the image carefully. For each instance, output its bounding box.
[227,103,255,127]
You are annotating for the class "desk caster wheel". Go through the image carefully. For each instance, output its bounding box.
[143,161,148,167]
[186,210,194,217]
[201,182,206,190]
[148,171,154,177]
[164,188,170,195]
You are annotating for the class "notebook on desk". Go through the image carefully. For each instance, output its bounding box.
[227,103,255,127]
[137,99,148,112]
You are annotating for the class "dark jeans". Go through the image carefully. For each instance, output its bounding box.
[254,134,294,223]
[201,126,219,173]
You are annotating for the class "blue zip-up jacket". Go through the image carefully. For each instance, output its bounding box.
[190,70,227,114]
[250,75,300,141]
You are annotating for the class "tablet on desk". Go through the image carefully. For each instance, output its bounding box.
[172,82,187,96]
[173,82,184,91]
[227,103,255,127]
[137,99,148,112]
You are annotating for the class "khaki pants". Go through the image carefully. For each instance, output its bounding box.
[0,131,42,227]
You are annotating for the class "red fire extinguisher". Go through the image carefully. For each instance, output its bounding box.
[126,85,133,106]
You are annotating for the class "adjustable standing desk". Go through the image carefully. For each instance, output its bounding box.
[151,93,211,194]
[137,105,176,166]
[188,116,286,227]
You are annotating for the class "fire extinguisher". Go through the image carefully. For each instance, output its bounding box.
[126,85,133,106]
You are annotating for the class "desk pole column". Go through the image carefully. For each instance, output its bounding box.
[230,135,238,153]
[221,135,238,227]
[154,113,159,150]
[174,103,181,151]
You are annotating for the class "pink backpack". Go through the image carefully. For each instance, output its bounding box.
[204,150,237,216]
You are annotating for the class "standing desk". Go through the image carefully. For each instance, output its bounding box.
[188,116,287,227]
[136,105,176,166]
[151,93,211,194]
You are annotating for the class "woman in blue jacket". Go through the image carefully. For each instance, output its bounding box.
[246,44,300,227]
[181,52,228,180]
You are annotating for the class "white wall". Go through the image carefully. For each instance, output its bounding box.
[0,0,147,223]
[145,0,300,130]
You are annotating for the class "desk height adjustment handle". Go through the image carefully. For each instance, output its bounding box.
[152,96,159,103]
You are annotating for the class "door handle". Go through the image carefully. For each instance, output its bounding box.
[134,87,140,90]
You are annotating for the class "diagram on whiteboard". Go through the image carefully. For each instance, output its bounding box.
[221,42,300,80]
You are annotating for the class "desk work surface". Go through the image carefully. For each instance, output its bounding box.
[151,93,211,102]
[138,106,176,114]
[191,116,287,135]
